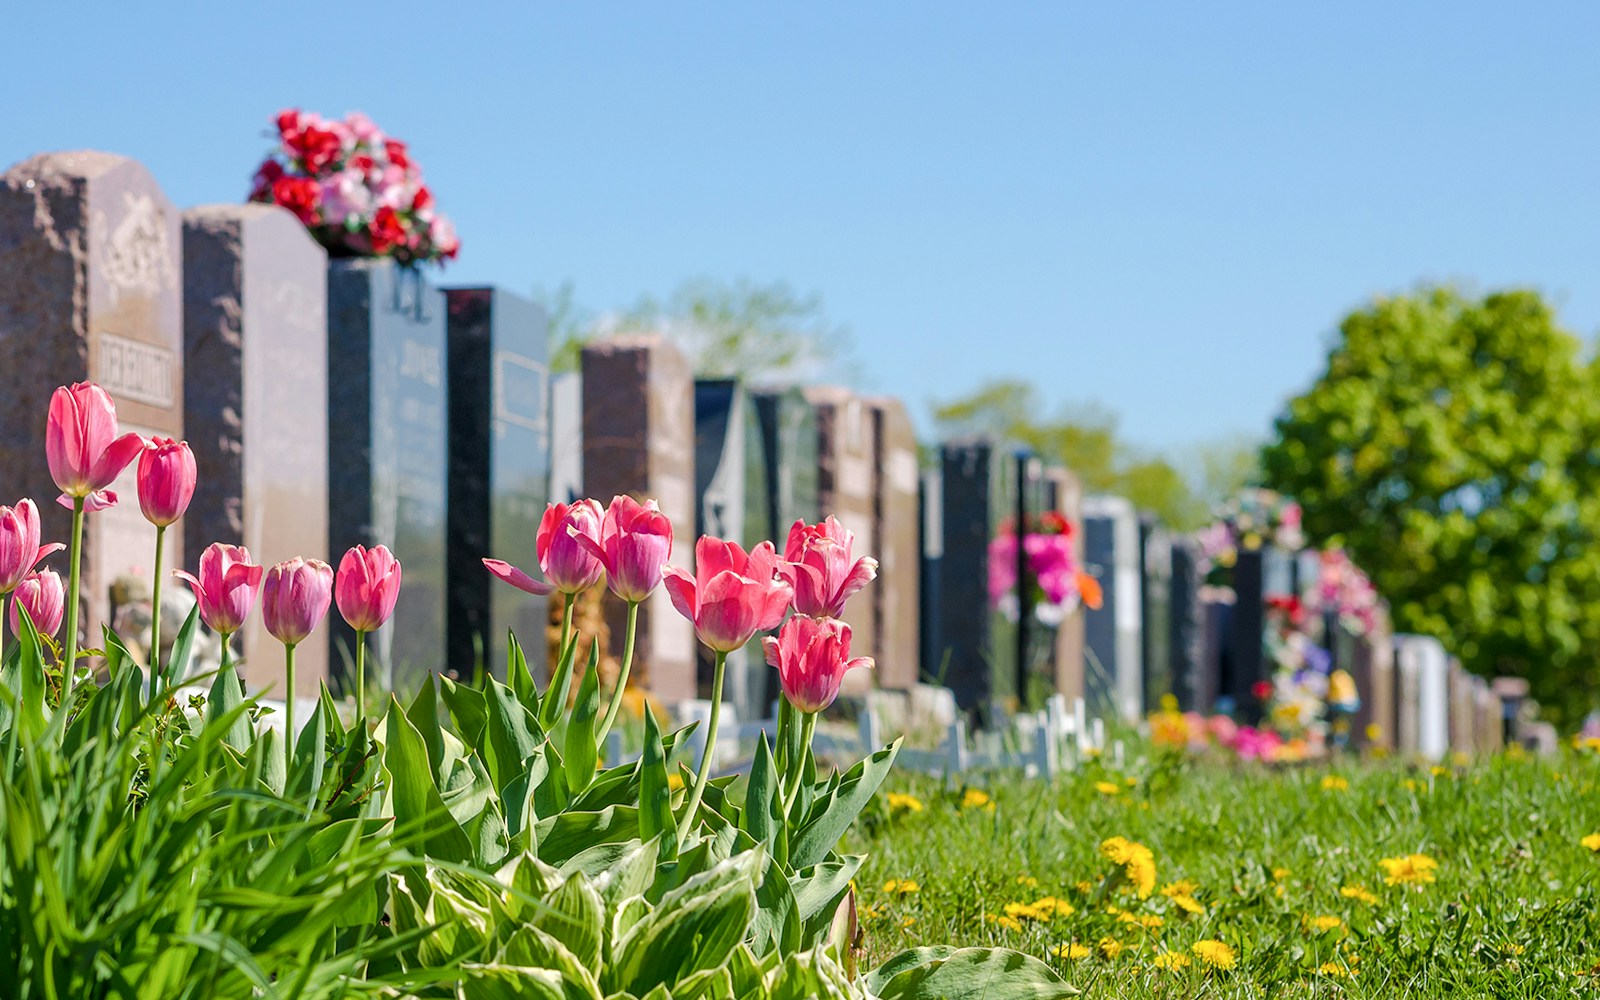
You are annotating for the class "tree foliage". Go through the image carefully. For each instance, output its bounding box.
[1261,286,1600,720]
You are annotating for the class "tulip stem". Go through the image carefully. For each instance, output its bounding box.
[62,497,85,707]
[781,710,818,822]
[149,524,165,695]
[559,592,575,663]
[678,649,726,845]
[595,600,638,748]
[354,629,366,716]
[284,643,297,774]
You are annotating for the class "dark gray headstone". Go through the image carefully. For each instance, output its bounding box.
[934,438,1017,719]
[0,151,185,647]
[183,203,328,695]
[1138,516,1171,714]
[327,259,448,692]
[1083,496,1143,721]
[1167,538,1205,711]
[918,468,942,689]
[1225,548,1267,722]
[750,387,819,542]
[445,287,550,683]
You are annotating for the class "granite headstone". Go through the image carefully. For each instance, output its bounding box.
[1083,496,1144,722]
[1138,516,1172,714]
[804,385,878,696]
[582,335,696,702]
[183,203,328,696]
[0,151,184,649]
[326,259,448,692]
[549,372,583,506]
[749,386,819,542]
[444,287,550,683]
[934,437,1016,718]
[1167,537,1206,711]
[867,396,920,691]
[1041,466,1086,703]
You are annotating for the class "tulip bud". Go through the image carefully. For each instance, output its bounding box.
[0,499,64,594]
[136,438,197,528]
[536,499,605,594]
[45,382,145,511]
[174,543,265,636]
[10,569,65,638]
[335,544,402,632]
[262,557,334,646]
[663,537,793,653]
[762,614,873,714]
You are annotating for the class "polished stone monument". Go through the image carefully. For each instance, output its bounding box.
[326,259,448,692]
[0,151,184,648]
[1167,537,1206,711]
[803,385,877,693]
[1083,495,1144,722]
[867,395,920,691]
[1041,467,1086,703]
[183,203,327,695]
[445,287,550,682]
[750,387,819,543]
[1138,516,1172,714]
[582,335,696,702]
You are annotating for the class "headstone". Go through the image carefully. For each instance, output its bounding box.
[1394,634,1448,760]
[1083,496,1143,722]
[918,468,943,692]
[693,379,769,716]
[1138,516,1172,714]
[0,152,184,647]
[1167,538,1205,711]
[1492,676,1529,748]
[803,386,877,695]
[1225,548,1267,722]
[867,396,920,691]
[549,373,583,505]
[1197,594,1231,713]
[934,437,1016,718]
[1350,616,1395,750]
[749,387,819,541]
[582,335,696,701]
[1041,467,1086,703]
[1447,658,1476,755]
[183,203,327,696]
[326,259,448,692]
[444,287,550,682]
[1474,676,1502,752]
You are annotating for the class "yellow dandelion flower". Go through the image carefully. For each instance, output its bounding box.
[1016,875,1039,888]
[1003,901,1051,922]
[985,913,1022,932]
[1075,880,1094,895]
[1339,885,1380,905]
[1152,952,1191,970]
[860,904,883,920]
[1503,943,1526,956]
[1320,775,1349,791]
[1451,751,1470,767]
[1305,915,1344,933]
[1402,778,1420,792]
[886,792,924,813]
[1161,879,1198,897]
[1115,911,1164,929]
[1192,940,1236,969]
[900,917,916,929]
[1575,736,1600,753]
[1125,775,1139,786]
[1032,896,1075,918]
[1316,962,1353,978]
[882,878,920,895]
[960,788,992,811]
[1056,943,1091,960]
[1100,836,1158,899]
[1094,781,1122,796]
[1098,937,1125,959]
[1169,893,1206,914]
[1430,765,1449,777]
[1581,833,1600,852]
[1271,867,1291,882]
[1379,854,1438,886]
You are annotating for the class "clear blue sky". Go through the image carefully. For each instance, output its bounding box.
[8,3,1597,453]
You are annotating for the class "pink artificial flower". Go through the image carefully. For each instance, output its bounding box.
[1206,714,1238,746]
[45,383,146,512]
[0,499,64,594]
[261,557,335,647]
[9,569,64,638]
[136,437,196,528]
[175,543,265,637]
[763,614,873,714]
[987,531,1018,607]
[335,544,403,633]
[573,496,674,603]
[779,516,878,619]
[664,537,793,653]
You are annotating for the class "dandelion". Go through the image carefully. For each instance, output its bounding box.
[1004,901,1052,922]
[1116,911,1164,929]
[1320,775,1349,791]
[1169,893,1206,914]
[1581,833,1600,853]
[1503,943,1526,956]
[1074,880,1094,895]
[1098,937,1125,959]
[1056,943,1091,960]
[1430,765,1449,778]
[1192,940,1236,969]
[1306,915,1344,933]
[860,904,884,920]
[1379,854,1438,886]
[886,792,924,813]
[985,913,1022,932]
[1340,884,1380,905]
[1100,836,1158,899]
[1152,952,1191,970]
[1161,880,1198,897]
[1271,867,1291,882]
[1016,875,1039,888]
[900,917,915,929]
[882,879,920,895]
[1316,962,1353,978]
[1031,896,1075,918]
[960,788,995,812]
[1094,781,1122,796]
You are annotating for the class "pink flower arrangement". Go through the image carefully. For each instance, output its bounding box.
[249,109,460,265]
[987,512,1101,625]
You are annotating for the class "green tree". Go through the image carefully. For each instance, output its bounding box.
[1261,286,1600,721]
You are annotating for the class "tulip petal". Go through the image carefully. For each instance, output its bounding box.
[569,526,610,568]
[762,634,782,668]
[89,432,147,490]
[662,566,698,621]
[31,542,65,568]
[482,558,555,595]
[81,490,118,512]
[694,536,738,582]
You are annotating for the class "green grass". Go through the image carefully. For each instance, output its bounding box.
[846,744,1600,998]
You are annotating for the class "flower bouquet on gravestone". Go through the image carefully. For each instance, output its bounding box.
[1194,487,1304,591]
[987,509,1102,626]
[247,108,459,264]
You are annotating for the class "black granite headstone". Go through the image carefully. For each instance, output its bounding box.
[327,259,448,693]
[934,437,1017,720]
[1167,538,1205,711]
[1226,548,1267,722]
[1139,517,1172,714]
[1082,511,1119,720]
[750,387,819,543]
[918,469,942,688]
[445,287,550,683]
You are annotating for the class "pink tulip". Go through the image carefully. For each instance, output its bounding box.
[537,499,605,594]
[481,558,555,596]
[574,495,674,603]
[779,516,879,619]
[335,544,402,632]
[663,537,793,653]
[762,614,873,714]
[45,382,146,512]
[0,499,64,594]
[136,437,197,527]
[174,543,264,636]
[262,558,334,646]
[9,569,64,638]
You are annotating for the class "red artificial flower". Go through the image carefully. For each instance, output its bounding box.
[384,138,410,170]
[1041,511,1072,536]
[249,158,284,200]
[1266,593,1304,626]
[350,153,375,173]
[275,109,301,137]
[412,185,432,213]
[271,176,321,226]
[282,116,344,175]
[369,206,407,254]
[1251,680,1274,701]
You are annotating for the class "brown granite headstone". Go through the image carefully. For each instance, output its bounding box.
[866,396,920,690]
[1474,676,1502,752]
[1447,658,1475,755]
[183,204,328,697]
[0,151,184,650]
[1041,466,1086,702]
[582,335,696,702]
[1350,617,1396,750]
[803,385,876,696]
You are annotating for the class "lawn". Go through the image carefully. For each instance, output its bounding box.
[847,742,1600,998]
